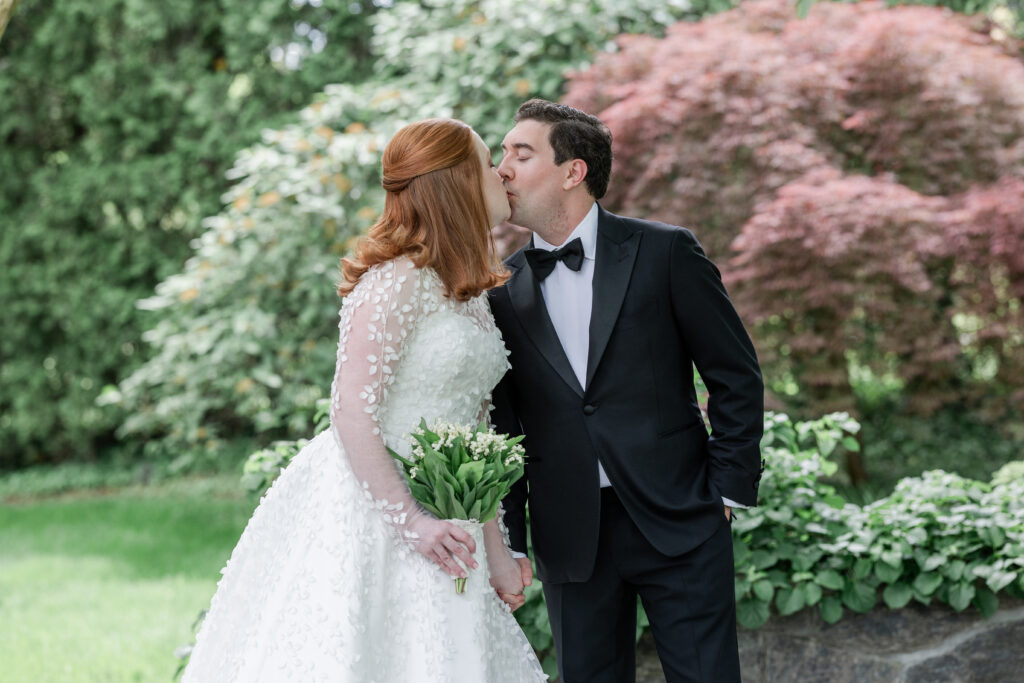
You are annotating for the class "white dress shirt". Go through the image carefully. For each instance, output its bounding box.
[531,203,746,510]
[533,204,612,487]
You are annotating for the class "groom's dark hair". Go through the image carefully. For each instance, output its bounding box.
[514,99,612,200]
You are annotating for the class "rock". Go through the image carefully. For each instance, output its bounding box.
[632,599,1024,682]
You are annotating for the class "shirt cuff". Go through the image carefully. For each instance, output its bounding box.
[722,497,748,509]
[510,551,528,559]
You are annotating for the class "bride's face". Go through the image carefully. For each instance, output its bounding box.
[474,132,511,227]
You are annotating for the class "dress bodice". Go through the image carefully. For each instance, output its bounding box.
[327,257,509,531]
[329,257,509,457]
[380,301,509,454]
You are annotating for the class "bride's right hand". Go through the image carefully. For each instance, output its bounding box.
[407,515,478,578]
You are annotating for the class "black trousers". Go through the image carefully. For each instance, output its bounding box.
[542,487,741,683]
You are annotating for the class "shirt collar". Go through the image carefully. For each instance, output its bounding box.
[532,203,598,260]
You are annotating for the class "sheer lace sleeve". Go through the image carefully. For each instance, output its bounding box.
[329,258,428,539]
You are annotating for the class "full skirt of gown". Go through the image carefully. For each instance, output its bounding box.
[181,429,547,682]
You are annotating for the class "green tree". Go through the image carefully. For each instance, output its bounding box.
[114,0,703,463]
[0,0,377,468]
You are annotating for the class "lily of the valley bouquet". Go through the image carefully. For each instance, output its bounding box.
[389,418,526,593]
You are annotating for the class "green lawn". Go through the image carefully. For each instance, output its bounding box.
[0,476,256,682]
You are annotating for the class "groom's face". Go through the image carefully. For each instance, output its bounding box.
[498,119,568,232]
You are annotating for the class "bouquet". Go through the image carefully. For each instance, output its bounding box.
[389,418,526,593]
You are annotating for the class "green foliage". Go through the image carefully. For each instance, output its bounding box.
[116,0,704,460]
[0,0,377,468]
[733,412,1024,629]
[0,462,141,502]
[241,398,329,494]
[992,460,1024,487]
[857,407,1024,492]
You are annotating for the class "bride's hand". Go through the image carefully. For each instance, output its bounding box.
[407,516,478,578]
[482,518,525,609]
[488,547,525,597]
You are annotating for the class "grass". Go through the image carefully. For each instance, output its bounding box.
[0,475,257,682]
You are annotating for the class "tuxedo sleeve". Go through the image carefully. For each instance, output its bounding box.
[670,229,764,507]
[492,370,529,554]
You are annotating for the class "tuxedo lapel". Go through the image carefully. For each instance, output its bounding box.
[506,255,585,398]
[586,208,642,388]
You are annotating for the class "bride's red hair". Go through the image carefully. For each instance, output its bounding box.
[338,118,508,301]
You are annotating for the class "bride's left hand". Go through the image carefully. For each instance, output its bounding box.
[482,518,526,610]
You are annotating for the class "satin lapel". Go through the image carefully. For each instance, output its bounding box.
[507,259,585,398]
[586,211,642,388]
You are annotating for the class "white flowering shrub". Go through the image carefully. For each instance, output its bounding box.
[113,0,704,460]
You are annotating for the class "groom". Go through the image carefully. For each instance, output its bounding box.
[489,99,764,682]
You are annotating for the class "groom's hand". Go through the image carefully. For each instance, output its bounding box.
[516,557,533,588]
[724,505,732,521]
[497,557,534,612]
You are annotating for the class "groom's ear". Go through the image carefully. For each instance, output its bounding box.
[561,159,588,191]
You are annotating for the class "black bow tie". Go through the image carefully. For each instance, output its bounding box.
[525,237,585,281]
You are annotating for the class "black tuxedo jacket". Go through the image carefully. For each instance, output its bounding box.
[489,206,764,584]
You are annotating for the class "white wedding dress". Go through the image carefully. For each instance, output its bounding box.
[183,258,546,682]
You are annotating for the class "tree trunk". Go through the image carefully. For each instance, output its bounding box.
[0,0,18,44]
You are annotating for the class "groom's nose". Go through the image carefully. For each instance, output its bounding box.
[497,158,513,181]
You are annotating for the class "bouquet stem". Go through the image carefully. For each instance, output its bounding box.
[447,518,483,595]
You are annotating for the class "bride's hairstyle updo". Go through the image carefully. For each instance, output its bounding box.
[338,118,508,301]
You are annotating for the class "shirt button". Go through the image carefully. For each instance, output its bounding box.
[583,404,596,415]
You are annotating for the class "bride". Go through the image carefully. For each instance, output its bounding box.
[182,118,547,682]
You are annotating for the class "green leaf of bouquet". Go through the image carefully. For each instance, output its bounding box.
[437,478,462,519]
[388,446,415,467]
[468,499,482,520]
[421,501,444,519]
[422,447,445,470]
[882,582,913,609]
[913,572,943,596]
[736,598,770,629]
[820,596,843,624]
[457,460,485,490]
[433,476,456,517]
[421,425,439,442]
[479,490,499,521]
[408,481,432,506]
[456,443,470,468]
